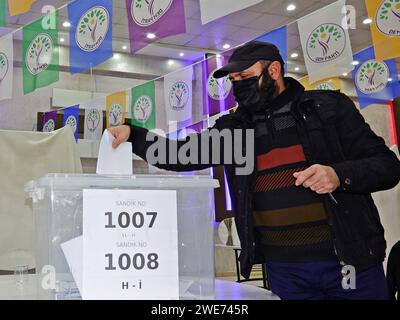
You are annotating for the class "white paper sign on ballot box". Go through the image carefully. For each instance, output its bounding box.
[82,189,179,300]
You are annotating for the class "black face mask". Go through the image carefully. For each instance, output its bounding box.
[233,69,276,114]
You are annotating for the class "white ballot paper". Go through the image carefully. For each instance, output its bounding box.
[60,236,83,294]
[96,130,133,175]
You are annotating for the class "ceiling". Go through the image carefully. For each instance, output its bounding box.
[0,0,395,77]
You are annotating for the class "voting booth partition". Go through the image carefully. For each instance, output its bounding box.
[25,174,219,300]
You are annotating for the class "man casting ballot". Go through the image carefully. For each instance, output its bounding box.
[108,41,400,300]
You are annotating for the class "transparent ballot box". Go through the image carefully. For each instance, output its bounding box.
[26,174,219,300]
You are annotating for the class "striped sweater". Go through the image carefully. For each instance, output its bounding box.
[252,99,336,262]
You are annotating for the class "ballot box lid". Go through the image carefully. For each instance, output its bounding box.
[26,173,220,193]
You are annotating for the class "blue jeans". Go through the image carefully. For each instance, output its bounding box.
[265,260,389,300]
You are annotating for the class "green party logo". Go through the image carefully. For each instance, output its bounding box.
[132,0,172,27]
[43,119,55,132]
[169,81,189,111]
[65,115,77,133]
[109,104,123,126]
[0,52,9,84]
[26,33,54,75]
[76,6,109,52]
[133,95,153,123]
[376,0,400,36]
[314,82,336,90]
[207,68,232,101]
[306,23,346,63]
[86,108,101,132]
[356,59,389,94]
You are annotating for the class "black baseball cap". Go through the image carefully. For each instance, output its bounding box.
[213,41,284,79]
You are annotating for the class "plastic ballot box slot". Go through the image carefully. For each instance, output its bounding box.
[25,174,219,300]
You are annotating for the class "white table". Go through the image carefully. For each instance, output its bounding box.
[0,275,279,300]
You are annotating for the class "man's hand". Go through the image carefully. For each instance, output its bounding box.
[293,164,340,194]
[108,125,131,149]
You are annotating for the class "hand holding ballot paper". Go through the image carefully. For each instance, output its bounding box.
[107,125,131,150]
[96,129,133,175]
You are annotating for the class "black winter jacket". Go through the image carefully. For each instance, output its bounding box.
[387,241,400,300]
[129,77,400,278]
